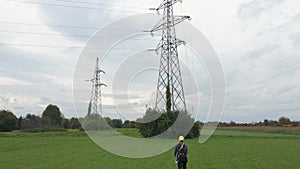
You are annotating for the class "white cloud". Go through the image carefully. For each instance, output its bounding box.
[0,94,43,116]
[0,76,31,87]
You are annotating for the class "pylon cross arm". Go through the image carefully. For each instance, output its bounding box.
[154,0,183,11]
[149,15,190,33]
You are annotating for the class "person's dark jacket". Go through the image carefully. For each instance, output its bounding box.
[174,141,188,159]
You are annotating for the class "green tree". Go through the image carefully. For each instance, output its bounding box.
[112,119,123,128]
[263,119,269,126]
[194,121,203,129]
[279,117,291,126]
[136,118,143,129]
[42,105,63,129]
[268,120,279,126]
[0,110,18,132]
[123,120,130,128]
[62,118,70,129]
[81,114,110,131]
[70,117,81,129]
[17,116,23,130]
[138,108,198,139]
[185,122,200,138]
[229,121,236,126]
[20,114,42,132]
[104,117,112,127]
[129,121,136,128]
[123,120,136,128]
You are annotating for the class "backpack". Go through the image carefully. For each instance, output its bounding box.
[177,143,187,163]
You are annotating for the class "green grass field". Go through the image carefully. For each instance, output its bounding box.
[1,129,300,169]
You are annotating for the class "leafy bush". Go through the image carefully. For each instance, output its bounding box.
[137,108,199,139]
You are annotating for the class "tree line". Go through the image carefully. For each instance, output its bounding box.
[0,105,80,132]
[1,105,299,134]
[0,105,137,132]
[218,117,300,127]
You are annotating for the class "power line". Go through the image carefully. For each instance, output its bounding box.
[53,0,148,10]
[0,43,151,51]
[0,84,72,87]
[2,0,150,14]
[0,21,99,30]
[0,21,145,32]
[0,30,160,41]
[0,68,73,71]
[0,30,97,38]
[0,70,73,73]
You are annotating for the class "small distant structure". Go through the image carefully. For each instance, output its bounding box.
[86,57,107,115]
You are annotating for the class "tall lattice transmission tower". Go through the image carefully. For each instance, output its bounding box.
[150,0,190,113]
[87,57,107,115]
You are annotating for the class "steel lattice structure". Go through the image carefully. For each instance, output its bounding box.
[150,0,190,113]
[88,57,107,115]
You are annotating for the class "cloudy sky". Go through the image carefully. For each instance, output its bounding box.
[0,0,299,123]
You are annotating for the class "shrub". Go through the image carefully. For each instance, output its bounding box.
[137,108,199,139]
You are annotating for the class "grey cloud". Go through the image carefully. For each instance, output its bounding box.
[0,46,66,88]
[0,45,75,78]
[2,1,299,122]
[36,0,119,43]
[0,46,47,72]
[225,70,300,120]
[0,94,43,116]
[103,93,142,100]
[238,0,284,20]
[242,44,278,61]
[257,11,300,36]
[0,46,75,117]
[292,12,300,23]
[290,33,300,48]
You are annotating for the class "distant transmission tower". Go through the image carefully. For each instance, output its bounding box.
[150,0,190,112]
[87,57,107,115]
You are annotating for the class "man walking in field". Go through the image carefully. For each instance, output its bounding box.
[174,136,188,169]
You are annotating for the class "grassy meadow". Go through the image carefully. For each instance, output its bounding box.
[0,128,300,169]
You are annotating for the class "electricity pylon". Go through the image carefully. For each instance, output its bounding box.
[149,0,190,113]
[87,57,107,115]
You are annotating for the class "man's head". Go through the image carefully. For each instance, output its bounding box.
[178,136,184,142]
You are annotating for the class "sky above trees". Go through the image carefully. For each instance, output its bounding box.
[0,0,299,122]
